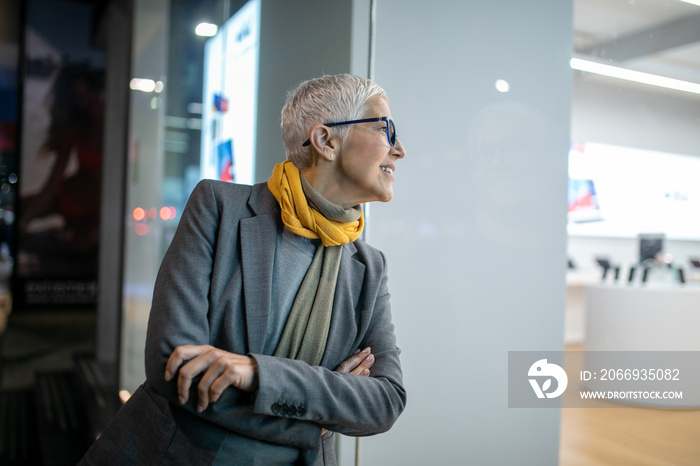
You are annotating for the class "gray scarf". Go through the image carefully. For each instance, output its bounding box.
[273,178,362,365]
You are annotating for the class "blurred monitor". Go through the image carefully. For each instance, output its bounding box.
[639,233,664,263]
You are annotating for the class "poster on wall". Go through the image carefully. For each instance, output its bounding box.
[16,0,105,307]
[200,0,260,185]
[568,142,700,240]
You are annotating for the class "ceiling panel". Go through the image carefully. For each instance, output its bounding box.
[574,0,700,84]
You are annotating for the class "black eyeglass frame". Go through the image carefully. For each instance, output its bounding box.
[301,117,396,147]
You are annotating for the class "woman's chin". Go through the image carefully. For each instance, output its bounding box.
[373,191,393,203]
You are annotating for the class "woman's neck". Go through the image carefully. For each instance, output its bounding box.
[300,165,357,208]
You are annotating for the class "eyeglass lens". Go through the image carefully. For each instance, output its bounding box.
[388,119,396,145]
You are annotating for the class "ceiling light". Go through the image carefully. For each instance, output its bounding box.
[679,0,700,7]
[195,22,218,37]
[130,78,156,92]
[570,57,700,95]
[495,79,510,93]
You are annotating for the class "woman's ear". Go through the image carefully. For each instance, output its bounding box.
[309,124,338,162]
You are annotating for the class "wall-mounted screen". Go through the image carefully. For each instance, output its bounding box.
[568,142,700,240]
[200,0,260,185]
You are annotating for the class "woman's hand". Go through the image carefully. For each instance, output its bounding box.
[165,345,258,413]
[335,347,375,376]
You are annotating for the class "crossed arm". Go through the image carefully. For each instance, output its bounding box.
[165,345,376,414]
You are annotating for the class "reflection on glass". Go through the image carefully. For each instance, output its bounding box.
[120,0,257,392]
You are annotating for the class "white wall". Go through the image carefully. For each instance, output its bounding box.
[362,1,572,464]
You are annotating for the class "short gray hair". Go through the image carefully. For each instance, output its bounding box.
[281,74,387,168]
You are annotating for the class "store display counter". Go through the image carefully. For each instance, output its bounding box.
[584,284,700,352]
[582,284,700,408]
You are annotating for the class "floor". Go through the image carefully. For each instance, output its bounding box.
[0,310,95,390]
[559,344,700,466]
[0,309,96,466]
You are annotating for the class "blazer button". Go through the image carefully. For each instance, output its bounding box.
[287,406,297,416]
[297,406,306,417]
[280,404,289,415]
[271,403,281,414]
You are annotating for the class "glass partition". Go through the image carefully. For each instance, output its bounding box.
[120,0,252,392]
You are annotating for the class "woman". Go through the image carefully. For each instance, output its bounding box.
[81,74,406,465]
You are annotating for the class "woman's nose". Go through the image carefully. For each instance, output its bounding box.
[393,138,406,159]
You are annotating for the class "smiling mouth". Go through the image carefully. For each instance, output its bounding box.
[380,166,394,175]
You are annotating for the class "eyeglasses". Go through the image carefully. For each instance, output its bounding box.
[302,117,397,147]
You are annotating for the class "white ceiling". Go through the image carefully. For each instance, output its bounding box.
[574,0,700,84]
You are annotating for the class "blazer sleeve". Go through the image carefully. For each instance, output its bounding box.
[144,180,322,450]
[250,250,407,437]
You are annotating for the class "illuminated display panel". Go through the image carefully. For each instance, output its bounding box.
[200,0,260,185]
[568,142,700,240]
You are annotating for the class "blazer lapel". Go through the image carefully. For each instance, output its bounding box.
[320,241,366,368]
[240,185,281,354]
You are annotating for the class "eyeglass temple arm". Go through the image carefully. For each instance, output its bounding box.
[301,117,388,146]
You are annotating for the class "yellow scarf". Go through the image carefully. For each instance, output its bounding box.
[267,161,364,247]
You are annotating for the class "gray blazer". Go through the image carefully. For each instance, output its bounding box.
[80,180,406,465]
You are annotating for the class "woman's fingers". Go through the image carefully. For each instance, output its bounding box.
[196,354,258,412]
[165,345,258,409]
[350,352,374,376]
[165,344,211,381]
[176,347,220,405]
[335,347,374,376]
[335,347,368,373]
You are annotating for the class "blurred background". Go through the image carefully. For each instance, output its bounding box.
[0,0,698,464]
